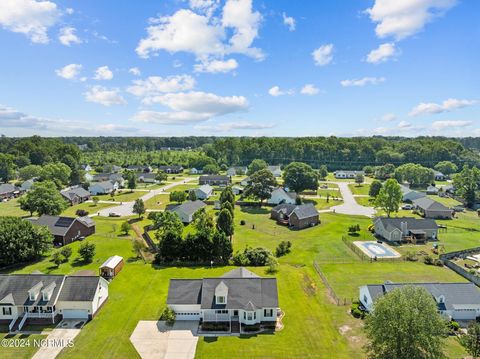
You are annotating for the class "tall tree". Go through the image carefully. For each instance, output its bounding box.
[212,230,233,265]
[248,159,268,175]
[133,198,146,218]
[434,161,458,175]
[127,170,137,191]
[375,178,402,217]
[453,165,480,208]
[78,242,96,263]
[355,173,364,186]
[243,168,277,206]
[169,191,187,203]
[217,208,234,240]
[364,286,446,359]
[40,162,72,188]
[19,181,68,216]
[220,186,235,207]
[0,217,53,267]
[459,322,480,358]
[155,171,168,184]
[0,153,15,183]
[282,162,318,193]
[318,165,328,180]
[394,163,434,187]
[19,164,43,181]
[369,180,382,198]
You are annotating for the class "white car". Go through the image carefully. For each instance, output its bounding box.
[401,204,413,210]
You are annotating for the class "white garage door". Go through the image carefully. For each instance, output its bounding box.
[62,309,89,319]
[454,309,476,320]
[175,312,200,321]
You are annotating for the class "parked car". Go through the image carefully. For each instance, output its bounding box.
[109,212,121,217]
[402,204,413,210]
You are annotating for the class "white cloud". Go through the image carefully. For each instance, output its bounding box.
[85,86,126,106]
[0,0,61,43]
[55,63,83,80]
[136,0,264,64]
[366,0,457,40]
[380,113,397,122]
[129,67,141,76]
[58,26,81,46]
[398,120,412,129]
[366,42,398,64]
[431,120,472,130]
[127,75,196,99]
[340,77,385,87]
[93,66,113,81]
[196,121,275,132]
[194,58,238,73]
[65,8,74,15]
[282,12,296,31]
[268,86,294,97]
[300,84,320,96]
[189,0,219,17]
[409,98,477,116]
[312,44,334,66]
[132,91,248,125]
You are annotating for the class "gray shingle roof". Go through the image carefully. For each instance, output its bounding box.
[28,215,76,236]
[366,282,480,311]
[61,187,90,201]
[0,274,65,306]
[292,203,319,219]
[199,175,230,181]
[91,180,114,190]
[168,200,206,216]
[376,217,438,232]
[167,268,278,310]
[0,183,18,195]
[57,276,100,302]
[413,197,451,211]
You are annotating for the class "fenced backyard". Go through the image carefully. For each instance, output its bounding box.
[313,261,353,306]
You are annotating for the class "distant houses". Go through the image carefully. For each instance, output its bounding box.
[0,183,21,200]
[27,215,95,246]
[360,282,480,321]
[191,185,213,200]
[61,187,91,206]
[270,203,320,230]
[166,200,207,223]
[333,170,364,179]
[189,168,203,175]
[199,175,231,186]
[373,217,439,243]
[89,180,118,195]
[226,167,247,176]
[267,188,297,205]
[20,178,36,192]
[267,166,282,177]
[400,185,426,203]
[433,171,446,181]
[158,165,183,174]
[136,173,157,183]
[413,197,453,219]
[127,165,153,173]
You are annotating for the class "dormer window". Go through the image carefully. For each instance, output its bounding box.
[28,281,43,301]
[217,296,226,304]
[215,281,228,305]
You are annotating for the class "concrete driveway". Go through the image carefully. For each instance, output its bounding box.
[32,320,82,359]
[94,177,196,217]
[330,182,375,217]
[130,321,199,359]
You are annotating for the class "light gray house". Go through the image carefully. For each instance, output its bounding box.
[333,170,364,179]
[0,274,108,331]
[373,217,438,242]
[433,171,446,181]
[413,197,453,219]
[20,179,36,192]
[267,166,282,177]
[191,185,213,200]
[166,200,207,223]
[360,282,480,321]
[426,185,439,195]
[267,188,297,205]
[61,187,91,205]
[226,167,247,176]
[136,173,157,183]
[167,268,279,332]
[400,184,426,202]
[0,184,20,199]
[89,180,118,195]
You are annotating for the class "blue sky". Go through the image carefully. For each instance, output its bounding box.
[0,0,478,137]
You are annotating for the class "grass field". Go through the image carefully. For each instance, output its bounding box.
[96,190,146,202]
[0,197,29,217]
[144,194,171,210]
[61,202,117,217]
[0,331,47,359]
[1,198,475,358]
[354,196,375,207]
[349,183,370,196]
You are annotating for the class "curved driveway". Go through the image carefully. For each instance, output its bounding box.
[93,177,196,217]
[329,182,375,217]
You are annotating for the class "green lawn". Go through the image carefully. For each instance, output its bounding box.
[96,190,145,203]
[354,196,375,207]
[144,194,171,210]
[0,197,30,217]
[61,202,117,217]
[0,332,47,359]
[1,201,475,358]
[348,183,370,196]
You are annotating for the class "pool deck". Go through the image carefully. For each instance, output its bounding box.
[353,241,401,259]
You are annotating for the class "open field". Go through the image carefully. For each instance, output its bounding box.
[0,197,29,217]
[144,194,171,210]
[96,190,145,202]
[354,196,375,207]
[1,201,476,358]
[349,183,370,196]
[61,202,117,217]
[0,331,47,359]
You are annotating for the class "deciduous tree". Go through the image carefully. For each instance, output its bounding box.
[283,162,318,193]
[243,168,277,206]
[133,198,146,218]
[369,180,382,198]
[375,178,402,217]
[19,181,67,216]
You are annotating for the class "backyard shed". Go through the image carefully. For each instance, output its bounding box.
[99,255,124,279]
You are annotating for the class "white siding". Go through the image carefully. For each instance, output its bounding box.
[359,286,374,312]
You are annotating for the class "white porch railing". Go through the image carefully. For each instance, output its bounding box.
[18,312,28,331]
[8,314,19,332]
[26,312,54,319]
[203,313,230,322]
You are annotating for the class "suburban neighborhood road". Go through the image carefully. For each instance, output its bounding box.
[329,182,375,217]
[93,177,196,217]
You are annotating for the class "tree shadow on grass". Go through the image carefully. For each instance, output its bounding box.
[203,337,218,343]
[240,206,269,215]
[71,258,92,267]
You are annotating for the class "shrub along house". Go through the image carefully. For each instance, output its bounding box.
[167,268,279,334]
[373,217,439,243]
[270,203,320,230]
[28,215,95,246]
[0,274,108,331]
[360,282,480,322]
[413,197,453,219]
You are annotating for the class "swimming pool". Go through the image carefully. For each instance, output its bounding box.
[353,241,401,259]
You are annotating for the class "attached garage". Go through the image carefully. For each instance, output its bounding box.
[175,312,201,321]
[62,309,89,319]
[453,309,476,321]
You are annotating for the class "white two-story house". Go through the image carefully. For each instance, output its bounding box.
[167,268,279,333]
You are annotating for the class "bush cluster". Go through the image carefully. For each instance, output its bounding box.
[275,241,292,257]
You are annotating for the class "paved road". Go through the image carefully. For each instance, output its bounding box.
[329,182,375,217]
[130,321,199,359]
[93,178,196,217]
